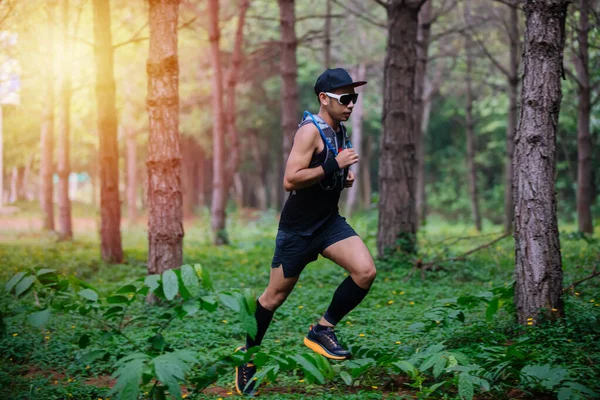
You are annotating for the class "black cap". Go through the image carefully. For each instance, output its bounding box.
[313,68,367,96]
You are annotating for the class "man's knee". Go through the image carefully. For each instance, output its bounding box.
[353,264,377,288]
[259,289,291,311]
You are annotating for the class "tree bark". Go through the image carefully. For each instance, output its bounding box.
[93,0,123,263]
[464,0,481,232]
[57,0,73,240]
[415,0,432,227]
[208,0,228,245]
[573,0,593,233]
[126,127,137,226]
[377,0,423,257]
[40,1,56,231]
[146,0,183,274]
[514,0,568,325]
[362,134,372,209]
[278,0,299,208]
[248,129,268,210]
[324,0,332,68]
[345,62,366,216]
[224,0,250,207]
[504,1,521,234]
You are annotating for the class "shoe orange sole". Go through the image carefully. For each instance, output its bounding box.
[303,337,349,360]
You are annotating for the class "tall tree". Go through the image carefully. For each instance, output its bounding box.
[40,1,56,232]
[376,0,426,257]
[223,0,250,211]
[57,0,72,240]
[93,0,123,262]
[208,0,227,245]
[414,0,432,228]
[463,0,481,231]
[146,0,183,274]
[513,0,569,324]
[572,0,593,233]
[345,62,366,216]
[324,0,332,68]
[278,0,299,207]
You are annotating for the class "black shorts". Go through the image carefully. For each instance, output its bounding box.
[271,214,358,278]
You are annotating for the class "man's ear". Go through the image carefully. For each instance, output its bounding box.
[318,92,329,106]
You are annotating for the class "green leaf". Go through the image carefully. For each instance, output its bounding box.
[15,275,36,297]
[79,333,91,349]
[78,288,98,302]
[81,350,108,364]
[458,373,474,400]
[37,269,59,286]
[486,298,499,321]
[116,284,137,294]
[240,308,257,339]
[433,354,447,378]
[153,351,198,400]
[107,295,129,304]
[150,333,166,352]
[520,364,568,390]
[28,309,51,328]
[393,360,418,379]
[110,356,148,400]
[162,270,178,301]
[181,264,200,297]
[5,271,26,293]
[200,296,218,312]
[340,370,353,385]
[194,263,213,291]
[429,381,446,395]
[144,274,160,292]
[292,354,325,384]
[182,300,199,316]
[219,293,240,312]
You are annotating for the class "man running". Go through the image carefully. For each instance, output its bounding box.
[236,68,376,396]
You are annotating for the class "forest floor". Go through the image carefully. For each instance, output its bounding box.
[0,203,599,399]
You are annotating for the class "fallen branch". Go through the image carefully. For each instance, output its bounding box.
[563,265,600,293]
[405,232,511,281]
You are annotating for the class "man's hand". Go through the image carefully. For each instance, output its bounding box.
[344,170,355,188]
[335,149,359,169]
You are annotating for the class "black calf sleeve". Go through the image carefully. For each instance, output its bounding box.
[323,276,370,325]
[246,298,274,348]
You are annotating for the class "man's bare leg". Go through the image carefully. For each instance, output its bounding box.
[258,265,299,311]
[319,235,376,327]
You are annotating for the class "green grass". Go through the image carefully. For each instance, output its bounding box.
[0,206,599,399]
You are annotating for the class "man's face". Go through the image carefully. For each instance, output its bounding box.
[319,85,356,122]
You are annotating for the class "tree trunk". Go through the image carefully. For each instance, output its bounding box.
[324,0,332,68]
[9,167,17,203]
[93,0,123,263]
[377,0,423,257]
[224,0,250,210]
[464,0,481,232]
[362,134,372,209]
[23,154,34,201]
[249,129,268,210]
[195,144,206,210]
[40,1,56,231]
[278,0,299,208]
[574,0,593,233]
[126,127,137,226]
[181,136,195,219]
[146,0,183,274]
[208,0,228,245]
[345,62,366,216]
[16,165,26,201]
[504,1,520,234]
[415,0,432,227]
[57,0,73,240]
[514,0,569,325]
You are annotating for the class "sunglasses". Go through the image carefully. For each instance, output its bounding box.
[324,92,359,106]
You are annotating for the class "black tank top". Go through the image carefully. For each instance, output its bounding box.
[279,114,349,235]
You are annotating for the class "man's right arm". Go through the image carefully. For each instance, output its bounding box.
[283,124,325,191]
